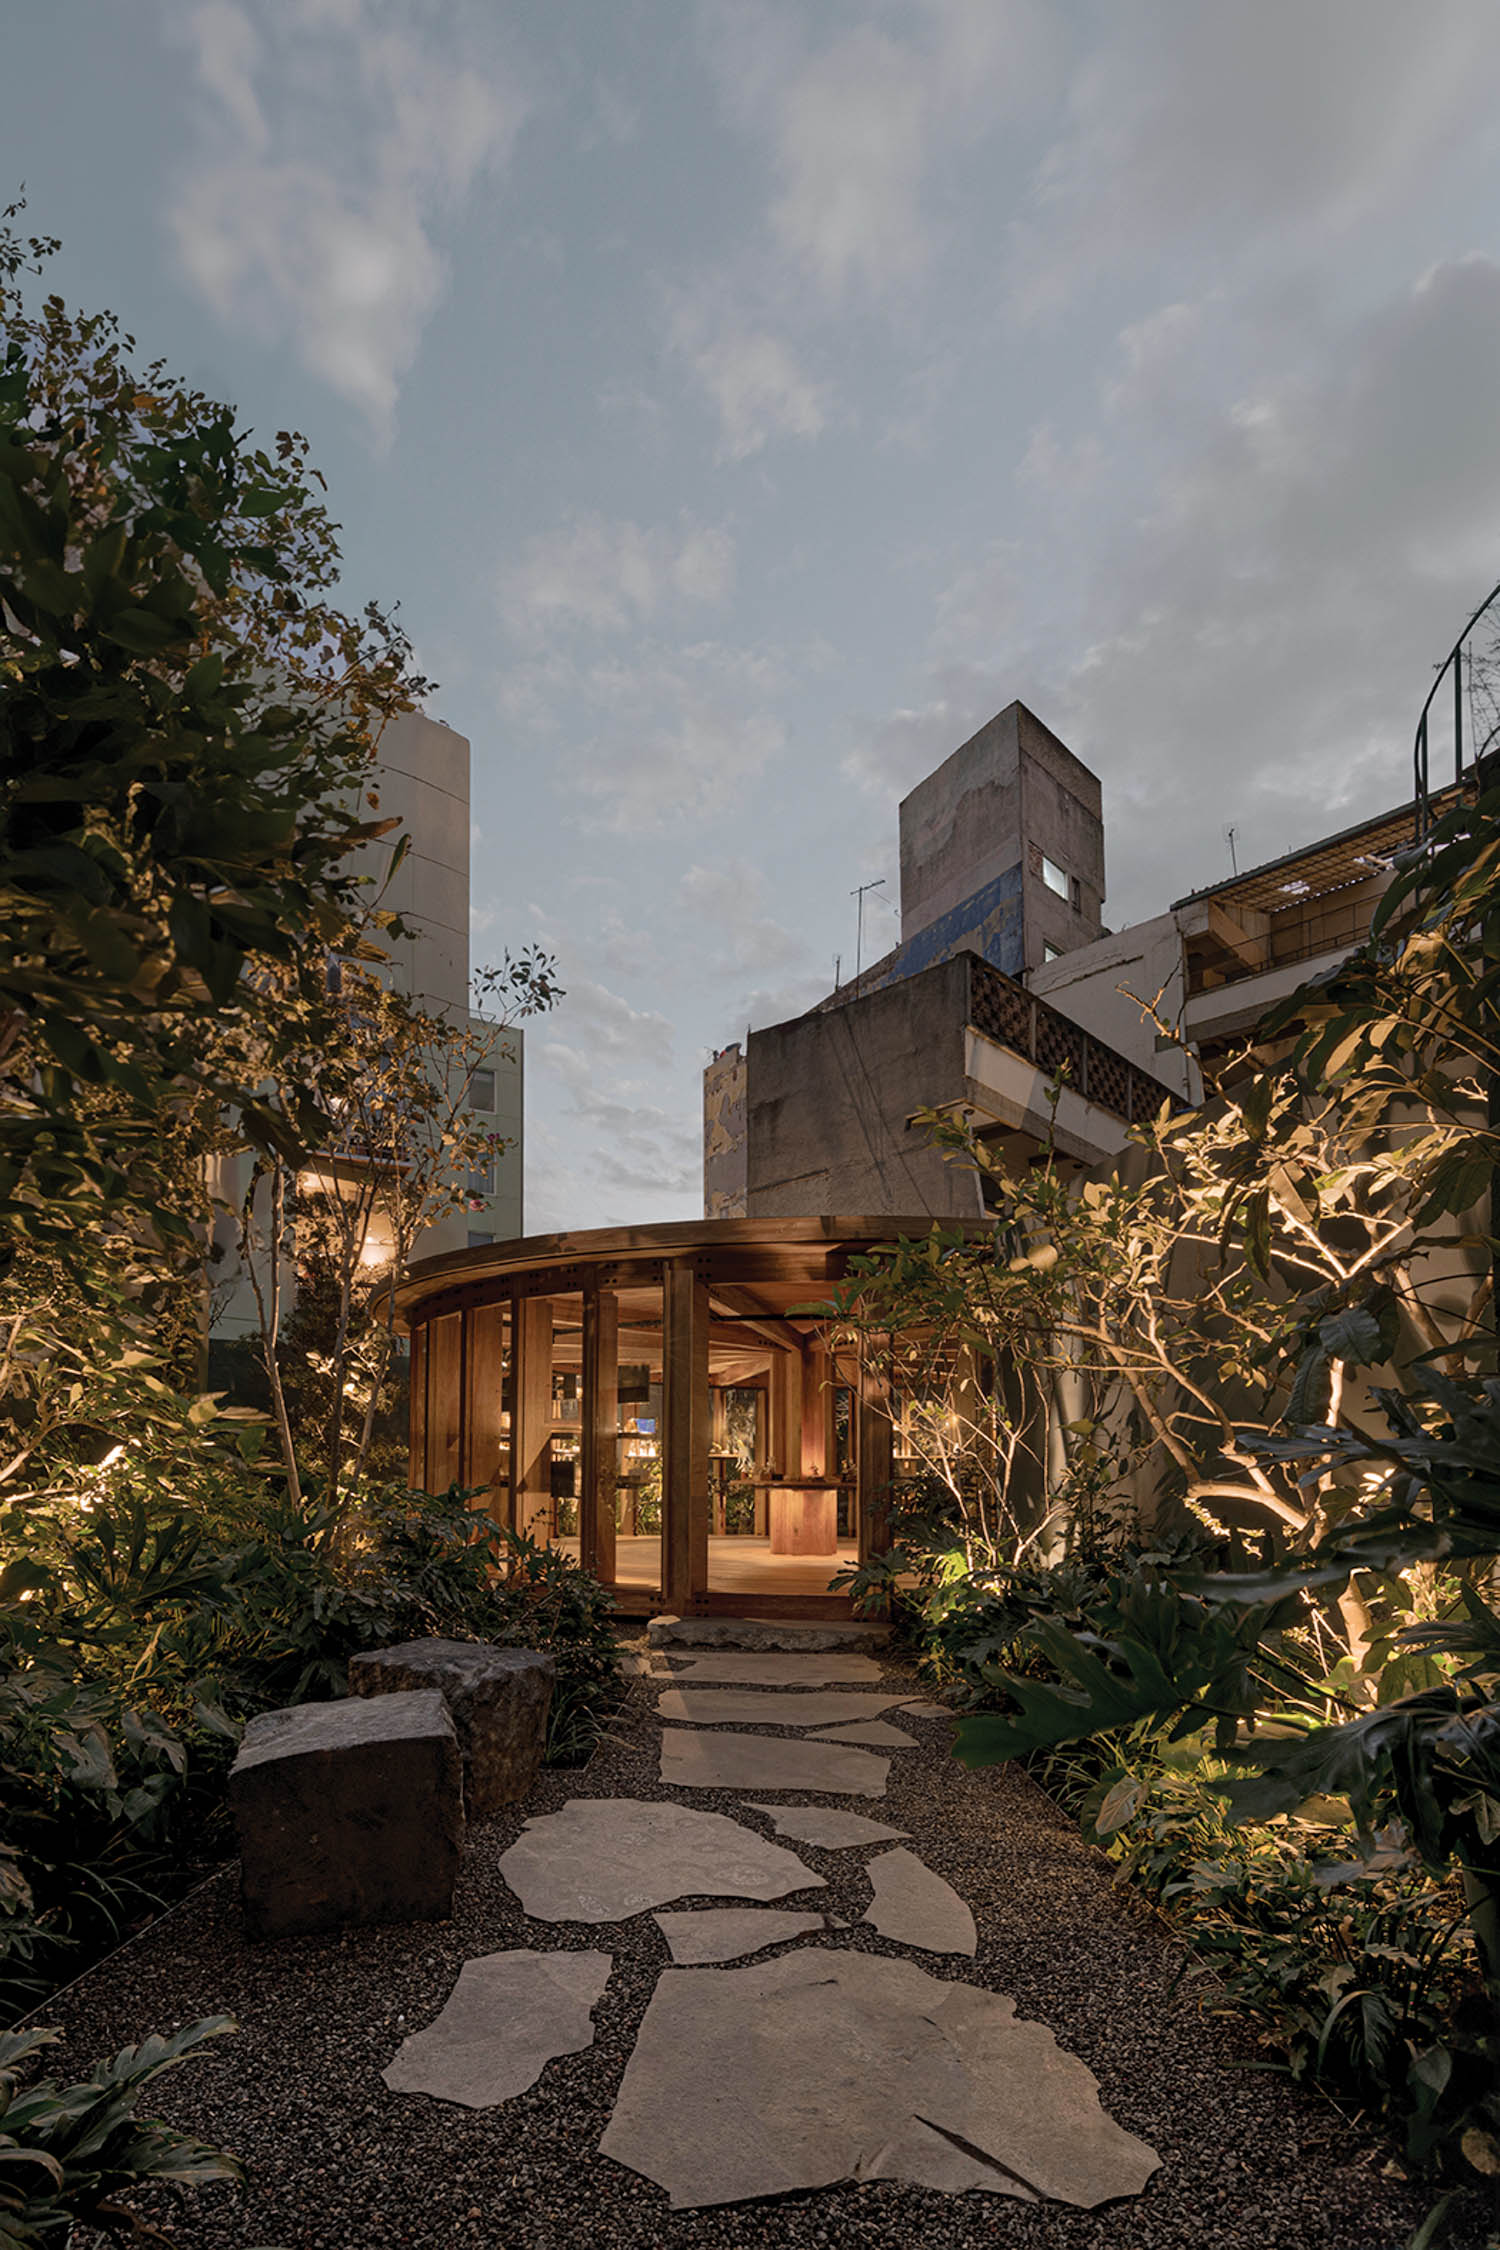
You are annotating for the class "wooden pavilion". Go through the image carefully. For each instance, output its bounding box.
[396,1215,973,1619]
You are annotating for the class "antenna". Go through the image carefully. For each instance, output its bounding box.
[1224,824,1239,877]
[833,954,841,991]
[851,878,885,988]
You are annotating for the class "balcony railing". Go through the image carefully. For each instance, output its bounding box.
[967,957,1180,1127]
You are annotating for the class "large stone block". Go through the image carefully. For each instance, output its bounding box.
[348,1639,555,1817]
[229,1691,463,1939]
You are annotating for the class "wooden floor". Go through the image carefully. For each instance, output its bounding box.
[553,1533,860,1600]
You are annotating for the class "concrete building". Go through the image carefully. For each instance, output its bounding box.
[703,701,1177,1220]
[210,707,521,1335]
[1029,790,1447,1093]
[704,698,1443,1226]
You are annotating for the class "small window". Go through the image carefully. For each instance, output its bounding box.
[467,1156,497,1197]
[1041,854,1069,899]
[470,1066,496,1111]
[1043,941,1064,963]
[467,1230,494,1249]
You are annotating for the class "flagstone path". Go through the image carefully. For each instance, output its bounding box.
[55,1634,1481,2249]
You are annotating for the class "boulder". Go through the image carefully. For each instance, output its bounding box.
[348,1639,555,1817]
[229,1690,463,1939]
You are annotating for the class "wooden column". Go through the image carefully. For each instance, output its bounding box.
[801,1340,832,1478]
[581,1286,618,1584]
[463,1301,511,1526]
[428,1310,463,1492]
[510,1295,553,1541]
[767,1346,804,1481]
[662,1260,709,1614]
[856,1370,895,1565]
[408,1322,427,1490]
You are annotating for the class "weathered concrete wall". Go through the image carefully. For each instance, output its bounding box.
[703,1044,748,1217]
[897,702,1104,976]
[899,706,1022,942]
[744,957,978,1219]
[1028,913,1198,1102]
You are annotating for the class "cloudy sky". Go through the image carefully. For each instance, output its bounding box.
[11,2,1500,1228]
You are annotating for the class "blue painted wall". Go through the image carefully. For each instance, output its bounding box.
[866,863,1025,991]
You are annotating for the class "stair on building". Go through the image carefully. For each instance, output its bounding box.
[646,1614,890,1653]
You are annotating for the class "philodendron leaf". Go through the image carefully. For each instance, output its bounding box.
[953,1597,1259,1766]
[1316,1305,1386,1366]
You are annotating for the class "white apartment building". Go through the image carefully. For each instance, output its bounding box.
[210,707,521,1336]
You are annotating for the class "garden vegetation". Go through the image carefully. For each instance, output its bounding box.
[829,772,1500,2197]
[0,208,611,2242]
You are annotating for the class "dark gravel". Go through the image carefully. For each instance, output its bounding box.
[52,1643,1493,2250]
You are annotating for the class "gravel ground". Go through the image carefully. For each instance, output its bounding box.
[52,1643,1494,2250]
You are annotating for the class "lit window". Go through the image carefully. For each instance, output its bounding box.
[1041,855,1069,899]
[470,1066,496,1111]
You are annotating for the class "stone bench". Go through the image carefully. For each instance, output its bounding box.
[229,1689,463,1939]
[348,1639,555,1818]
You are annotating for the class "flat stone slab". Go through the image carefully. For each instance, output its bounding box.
[648,1614,889,1652]
[862,1847,976,1956]
[599,1948,1160,2209]
[897,1701,952,1719]
[349,1639,554,1817]
[661,1652,884,1687]
[383,1949,610,2109]
[748,1805,908,1848]
[498,1798,824,1923]
[655,1688,910,1729]
[654,1909,826,1964]
[660,1728,890,1799]
[809,1719,916,1749]
[229,1691,463,1938]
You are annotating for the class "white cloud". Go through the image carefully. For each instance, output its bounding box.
[499,515,735,641]
[703,0,1055,300]
[667,294,830,460]
[678,863,807,978]
[574,643,788,831]
[1014,2,1500,315]
[167,0,526,441]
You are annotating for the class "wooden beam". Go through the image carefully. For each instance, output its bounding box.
[463,1300,511,1526]
[581,1286,618,1585]
[511,1295,553,1541]
[709,1284,811,1355]
[662,1260,709,1614]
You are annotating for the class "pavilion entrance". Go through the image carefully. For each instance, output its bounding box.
[395,1218,953,1619]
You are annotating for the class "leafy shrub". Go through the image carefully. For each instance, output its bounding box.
[1034,1730,1499,2178]
[1,1480,618,2018]
[0,2016,241,2247]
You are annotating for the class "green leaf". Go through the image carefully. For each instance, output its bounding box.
[1317,1306,1385,1366]
[101,607,186,655]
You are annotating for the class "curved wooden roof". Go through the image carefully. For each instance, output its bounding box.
[395,1213,984,1325]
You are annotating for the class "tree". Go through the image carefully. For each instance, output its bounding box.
[825,776,1500,2136]
[0,194,437,1516]
[230,952,559,1523]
